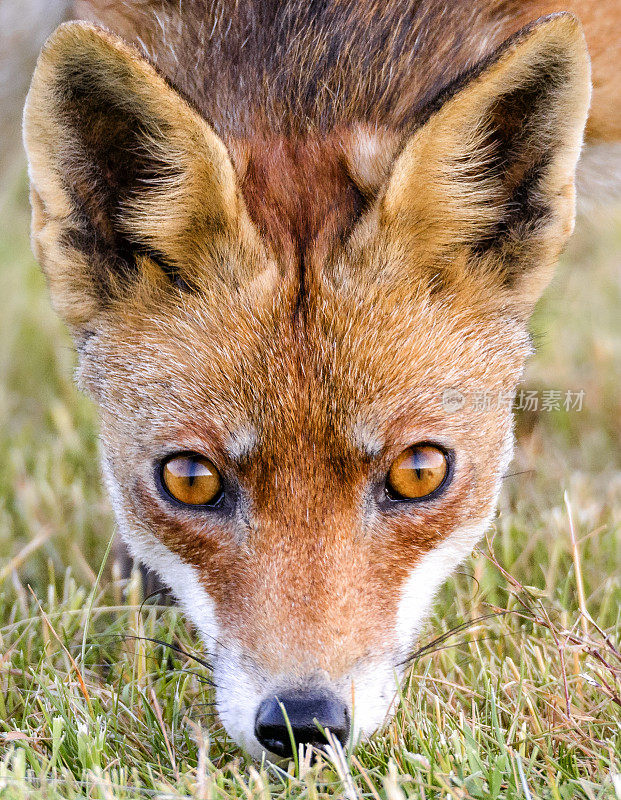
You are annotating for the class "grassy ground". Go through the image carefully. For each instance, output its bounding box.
[0,175,620,799]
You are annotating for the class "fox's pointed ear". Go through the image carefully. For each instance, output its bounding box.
[23,22,259,329]
[381,14,590,312]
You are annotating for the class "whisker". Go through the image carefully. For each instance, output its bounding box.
[168,668,216,687]
[82,601,233,658]
[501,469,536,480]
[453,570,481,596]
[408,633,510,661]
[187,700,218,708]
[84,642,220,690]
[139,585,173,608]
[134,654,217,688]
[122,634,213,671]
[399,610,513,667]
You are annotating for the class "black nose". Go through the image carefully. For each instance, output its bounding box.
[254,690,350,758]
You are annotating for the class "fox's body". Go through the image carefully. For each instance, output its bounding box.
[19,0,619,759]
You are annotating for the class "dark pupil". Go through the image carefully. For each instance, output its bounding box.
[412,449,423,479]
[187,458,198,486]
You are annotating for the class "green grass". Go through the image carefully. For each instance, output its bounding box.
[0,176,620,799]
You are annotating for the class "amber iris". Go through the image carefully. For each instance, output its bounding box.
[387,444,449,500]
[161,454,222,506]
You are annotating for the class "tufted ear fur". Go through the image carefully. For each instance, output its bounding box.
[23,22,260,330]
[381,14,591,312]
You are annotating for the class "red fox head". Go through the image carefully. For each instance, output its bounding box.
[23,13,589,758]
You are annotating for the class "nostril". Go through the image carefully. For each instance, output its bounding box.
[254,690,350,758]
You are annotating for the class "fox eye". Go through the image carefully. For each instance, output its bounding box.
[386,444,450,501]
[160,453,222,507]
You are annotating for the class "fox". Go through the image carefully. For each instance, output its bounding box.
[18,0,621,761]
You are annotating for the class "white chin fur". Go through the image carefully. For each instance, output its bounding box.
[395,521,488,653]
[212,650,267,760]
[347,661,402,742]
[213,649,403,760]
[395,428,515,654]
